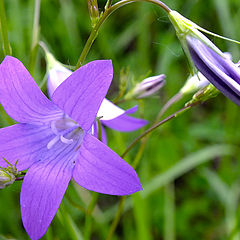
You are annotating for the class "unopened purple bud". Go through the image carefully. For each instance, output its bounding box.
[168,10,240,106]
[186,35,240,106]
[130,74,166,99]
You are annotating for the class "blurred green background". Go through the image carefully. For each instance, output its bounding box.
[1,0,240,239]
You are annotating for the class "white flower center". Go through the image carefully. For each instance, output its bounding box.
[47,118,82,150]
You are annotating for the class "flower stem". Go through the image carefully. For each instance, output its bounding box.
[84,192,99,240]
[106,196,126,240]
[121,103,196,158]
[75,0,171,69]
[0,0,11,56]
[29,0,41,74]
[156,92,183,121]
[65,192,87,214]
[163,183,175,240]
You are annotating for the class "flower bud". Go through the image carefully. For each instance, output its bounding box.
[168,11,224,55]
[168,10,225,76]
[126,74,165,99]
[180,72,209,95]
[88,0,99,27]
[44,51,72,98]
[169,10,240,107]
[186,83,219,106]
[0,169,15,189]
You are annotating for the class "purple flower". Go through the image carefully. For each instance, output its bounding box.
[47,61,148,144]
[186,36,240,106]
[0,56,142,240]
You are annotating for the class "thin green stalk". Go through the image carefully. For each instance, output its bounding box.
[121,103,195,158]
[0,0,11,56]
[65,192,87,214]
[75,0,171,69]
[97,119,102,141]
[57,205,83,240]
[106,196,126,240]
[132,138,147,169]
[132,193,152,240]
[164,183,175,240]
[29,0,41,74]
[84,192,99,240]
[156,92,183,121]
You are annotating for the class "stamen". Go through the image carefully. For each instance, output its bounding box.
[47,118,80,150]
[50,121,59,135]
[60,135,74,144]
[47,136,60,150]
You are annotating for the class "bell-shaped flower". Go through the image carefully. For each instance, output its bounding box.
[46,53,148,143]
[0,56,142,240]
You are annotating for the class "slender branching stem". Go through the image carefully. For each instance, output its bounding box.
[65,193,87,214]
[121,103,196,158]
[0,0,11,56]
[106,196,126,240]
[31,0,41,51]
[156,92,183,121]
[84,192,99,240]
[29,0,41,74]
[75,0,171,69]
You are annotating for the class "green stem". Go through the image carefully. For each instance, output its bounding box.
[65,192,87,214]
[29,0,41,74]
[121,104,194,158]
[106,196,126,240]
[39,70,48,90]
[156,92,183,121]
[84,192,99,240]
[97,119,102,141]
[132,137,147,169]
[163,183,175,240]
[0,0,11,56]
[75,0,171,69]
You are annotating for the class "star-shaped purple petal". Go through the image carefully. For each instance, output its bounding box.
[0,56,142,240]
[47,60,148,139]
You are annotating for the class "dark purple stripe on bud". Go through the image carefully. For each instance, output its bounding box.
[186,36,240,106]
